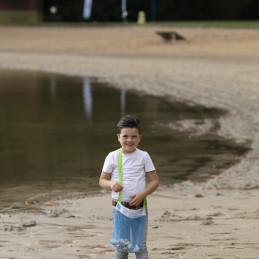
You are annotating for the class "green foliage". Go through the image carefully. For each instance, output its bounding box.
[42,0,259,22]
[91,0,121,22]
[43,0,84,21]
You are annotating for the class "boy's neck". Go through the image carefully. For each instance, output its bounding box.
[122,148,137,154]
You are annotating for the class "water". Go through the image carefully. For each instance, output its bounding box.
[0,69,250,210]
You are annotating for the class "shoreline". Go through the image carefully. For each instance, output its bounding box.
[1,26,259,258]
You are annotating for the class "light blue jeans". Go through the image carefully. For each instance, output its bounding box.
[112,206,149,259]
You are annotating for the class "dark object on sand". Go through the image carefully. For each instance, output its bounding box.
[156,31,187,42]
[22,220,37,228]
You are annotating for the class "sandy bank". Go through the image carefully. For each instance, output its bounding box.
[1,25,259,258]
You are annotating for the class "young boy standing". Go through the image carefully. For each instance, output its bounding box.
[99,114,159,259]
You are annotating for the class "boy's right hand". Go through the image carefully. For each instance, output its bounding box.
[110,181,124,192]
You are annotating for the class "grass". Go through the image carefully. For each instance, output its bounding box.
[154,20,259,28]
[1,20,259,28]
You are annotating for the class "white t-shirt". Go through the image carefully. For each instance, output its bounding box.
[102,148,156,202]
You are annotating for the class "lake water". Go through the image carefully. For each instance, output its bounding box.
[0,69,249,210]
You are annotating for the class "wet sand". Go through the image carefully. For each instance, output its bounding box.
[1,25,259,258]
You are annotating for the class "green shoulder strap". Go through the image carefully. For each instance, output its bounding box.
[118,148,146,208]
[118,149,123,203]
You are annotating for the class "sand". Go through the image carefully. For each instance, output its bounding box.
[0,25,259,259]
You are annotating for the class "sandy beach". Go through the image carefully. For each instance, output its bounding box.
[0,25,259,258]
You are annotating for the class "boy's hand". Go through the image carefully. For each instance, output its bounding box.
[129,192,145,206]
[110,181,124,192]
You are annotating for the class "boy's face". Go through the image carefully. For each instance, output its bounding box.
[117,128,142,154]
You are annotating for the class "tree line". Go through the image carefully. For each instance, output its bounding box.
[43,0,259,22]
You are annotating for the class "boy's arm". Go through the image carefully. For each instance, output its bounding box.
[129,170,159,206]
[99,171,124,192]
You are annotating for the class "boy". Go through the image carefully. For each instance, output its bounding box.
[99,114,159,259]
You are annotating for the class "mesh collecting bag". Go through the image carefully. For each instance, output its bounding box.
[110,149,146,254]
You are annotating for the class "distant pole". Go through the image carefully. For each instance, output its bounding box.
[83,0,93,20]
[121,0,128,23]
[50,6,57,22]
[151,0,156,22]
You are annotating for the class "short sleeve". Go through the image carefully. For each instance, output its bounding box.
[144,152,156,172]
[102,153,114,173]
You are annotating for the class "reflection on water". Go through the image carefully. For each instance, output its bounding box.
[83,78,93,123]
[82,78,127,121]
[120,89,126,116]
[0,69,249,210]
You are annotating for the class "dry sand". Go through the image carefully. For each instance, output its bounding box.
[0,25,259,259]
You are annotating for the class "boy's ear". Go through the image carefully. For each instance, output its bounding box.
[117,134,120,141]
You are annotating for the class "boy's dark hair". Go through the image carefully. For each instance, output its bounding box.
[117,114,142,134]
